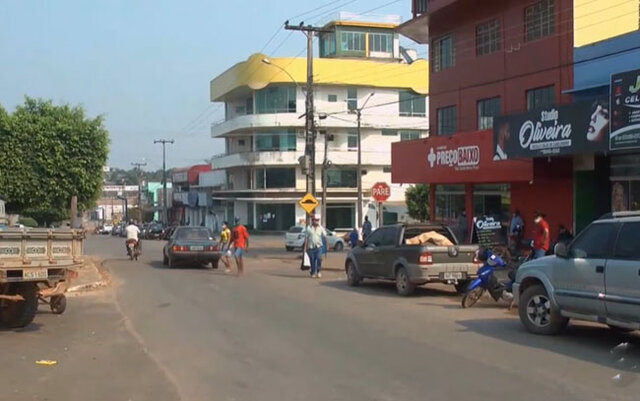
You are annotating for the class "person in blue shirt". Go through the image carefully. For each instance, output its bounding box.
[349,227,359,248]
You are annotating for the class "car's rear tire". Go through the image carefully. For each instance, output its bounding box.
[519,284,568,335]
[395,267,415,296]
[346,261,362,287]
[455,280,471,294]
[163,254,168,265]
[0,283,39,328]
[168,257,176,269]
[334,242,344,251]
[212,259,219,269]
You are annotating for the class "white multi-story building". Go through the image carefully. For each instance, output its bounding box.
[208,14,429,231]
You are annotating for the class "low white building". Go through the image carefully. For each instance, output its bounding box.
[208,14,428,231]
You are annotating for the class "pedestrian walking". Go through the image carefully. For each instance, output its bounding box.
[220,221,232,273]
[509,209,524,250]
[231,217,249,276]
[349,227,359,248]
[532,211,550,259]
[304,215,327,279]
[362,216,372,240]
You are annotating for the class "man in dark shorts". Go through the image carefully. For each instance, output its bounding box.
[231,217,249,276]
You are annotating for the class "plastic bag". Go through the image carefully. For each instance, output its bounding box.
[300,251,311,271]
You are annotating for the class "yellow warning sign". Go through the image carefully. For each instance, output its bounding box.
[298,193,319,215]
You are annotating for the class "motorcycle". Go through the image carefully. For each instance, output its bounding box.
[461,248,529,308]
[126,239,141,261]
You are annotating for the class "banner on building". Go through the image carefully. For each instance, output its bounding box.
[610,68,640,150]
[493,100,609,160]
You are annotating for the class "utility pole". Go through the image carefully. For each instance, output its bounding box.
[131,161,147,218]
[321,131,330,228]
[353,93,375,230]
[285,22,331,205]
[154,139,174,225]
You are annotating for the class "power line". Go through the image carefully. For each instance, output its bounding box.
[287,0,346,21]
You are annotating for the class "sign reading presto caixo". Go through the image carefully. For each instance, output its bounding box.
[492,100,608,160]
[610,68,640,150]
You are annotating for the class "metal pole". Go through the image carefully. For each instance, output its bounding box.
[306,31,316,198]
[322,131,328,228]
[154,139,174,225]
[356,109,362,230]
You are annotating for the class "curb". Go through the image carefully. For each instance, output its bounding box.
[67,257,110,293]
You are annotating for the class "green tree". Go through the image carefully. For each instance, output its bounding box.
[0,97,109,221]
[405,184,430,222]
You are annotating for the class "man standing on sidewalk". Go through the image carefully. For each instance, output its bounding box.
[231,217,249,276]
[304,215,327,279]
[362,216,372,240]
[532,211,550,259]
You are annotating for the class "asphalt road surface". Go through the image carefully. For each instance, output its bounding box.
[3,235,639,401]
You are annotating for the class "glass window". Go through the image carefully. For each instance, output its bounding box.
[476,20,501,56]
[245,97,253,115]
[326,168,357,188]
[435,184,465,226]
[437,106,457,135]
[328,94,337,102]
[255,131,296,151]
[254,168,296,189]
[176,228,212,240]
[383,166,392,173]
[382,129,397,136]
[415,0,428,14]
[341,31,366,52]
[370,33,393,55]
[570,223,616,259]
[477,97,501,130]
[526,85,555,110]
[254,86,297,114]
[364,228,384,246]
[432,34,454,72]
[380,228,397,246]
[399,91,426,117]
[347,130,357,151]
[400,131,421,141]
[347,88,358,111]
[320,33,336,57]
[525,0,555,42]
[614,222,640,260]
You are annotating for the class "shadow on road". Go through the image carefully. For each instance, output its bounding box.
[319,279,458,299]
[457,317,640,376]
[0,322,43,333]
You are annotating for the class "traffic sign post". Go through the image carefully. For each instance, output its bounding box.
[298,193,319,215]
[371,182,391,228]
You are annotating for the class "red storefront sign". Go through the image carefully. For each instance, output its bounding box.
[391,130,533,184]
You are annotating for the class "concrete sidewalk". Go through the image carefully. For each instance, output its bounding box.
[67,257,109,292]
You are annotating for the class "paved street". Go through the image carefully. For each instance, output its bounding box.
[2,235,639,401]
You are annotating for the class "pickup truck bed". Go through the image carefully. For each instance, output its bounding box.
[345,224,479,296]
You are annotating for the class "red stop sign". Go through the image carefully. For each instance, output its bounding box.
[371,182,391,202]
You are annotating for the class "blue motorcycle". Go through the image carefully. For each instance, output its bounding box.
[461,248,522,308]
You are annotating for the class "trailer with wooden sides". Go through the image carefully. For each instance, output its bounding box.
[0,228,84,328]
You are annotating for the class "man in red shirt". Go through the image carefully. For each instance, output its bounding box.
[231,217,249,276]
[532,211,550,259]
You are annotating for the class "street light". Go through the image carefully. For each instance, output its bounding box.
[261,58,301,90]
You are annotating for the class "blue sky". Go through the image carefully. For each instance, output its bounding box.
[0,0,414,170]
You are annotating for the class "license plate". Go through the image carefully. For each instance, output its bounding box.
[23,268,48,280]
[444,272,464,280]
[190,246,204,251]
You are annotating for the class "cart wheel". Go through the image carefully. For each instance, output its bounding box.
[50,295,67,314]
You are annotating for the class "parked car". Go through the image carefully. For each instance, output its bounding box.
[162,226,220,269]
[99,224,113,235]
[344,224,479,296]
[112,223,124,237]
[161,225,177,240]
[284,226,345,251]
[144,223,164,240]
[514,212,640,335]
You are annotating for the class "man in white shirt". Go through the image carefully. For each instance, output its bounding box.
[125,220,141,255]
[304,216,327,279]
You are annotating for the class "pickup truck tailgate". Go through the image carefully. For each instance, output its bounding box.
[421,245,479,280]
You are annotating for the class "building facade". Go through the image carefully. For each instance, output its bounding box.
[208,14,429,231]
[395,0,640,241]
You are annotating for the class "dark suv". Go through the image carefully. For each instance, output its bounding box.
[514,212,640,335]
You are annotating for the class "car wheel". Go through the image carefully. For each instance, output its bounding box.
[395,267,415,296]
[168,256,176,269]
[163,254,168,265]
[212,259,219,269]
[346,261,362,287]
[285,246,293,252]
[334,242,344,251]
[0,283,38,328]
[454,280,471,294]
[519,284,568,335]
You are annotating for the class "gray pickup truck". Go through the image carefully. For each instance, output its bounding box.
[345,224,479,296]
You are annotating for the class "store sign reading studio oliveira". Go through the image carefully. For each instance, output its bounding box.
[492,100,609,160]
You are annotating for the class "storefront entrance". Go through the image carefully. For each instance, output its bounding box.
[326,203,355,230]
[256,203,295,231]
[610,154,640,212]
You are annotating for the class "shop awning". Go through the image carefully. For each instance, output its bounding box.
[391,130,533,185]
